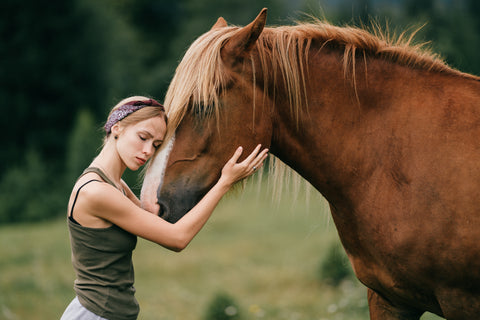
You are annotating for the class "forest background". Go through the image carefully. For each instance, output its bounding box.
[1,0,480,224]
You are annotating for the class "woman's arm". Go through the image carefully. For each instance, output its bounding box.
[87,145,268,251]
[120,180,142,207]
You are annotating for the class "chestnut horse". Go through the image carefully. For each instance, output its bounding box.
[141,9,480,320]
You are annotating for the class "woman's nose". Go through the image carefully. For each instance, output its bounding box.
[143,144,154,157]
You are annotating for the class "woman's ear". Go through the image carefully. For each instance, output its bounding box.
[111,123,123,139]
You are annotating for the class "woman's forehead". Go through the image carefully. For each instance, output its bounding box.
[134,117,166,138]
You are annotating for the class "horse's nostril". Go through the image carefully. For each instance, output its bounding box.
[157,200,169,220]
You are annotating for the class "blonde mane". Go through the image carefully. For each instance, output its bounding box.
[160,18,477,199]
[164,19,476,139]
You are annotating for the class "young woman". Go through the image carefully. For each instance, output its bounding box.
[61,96,268,320]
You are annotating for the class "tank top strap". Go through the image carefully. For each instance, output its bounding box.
[69,179,101,224]
[81,167,118,189]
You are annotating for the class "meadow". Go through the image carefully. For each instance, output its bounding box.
[0,181,442,320]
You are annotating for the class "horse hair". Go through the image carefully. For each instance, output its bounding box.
[163,18,477,141]
[158,18,479,199]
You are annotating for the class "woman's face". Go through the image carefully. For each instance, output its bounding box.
[115,116,167,171]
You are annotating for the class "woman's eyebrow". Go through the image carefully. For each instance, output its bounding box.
[141,130,163,143]
[139,130,153,137]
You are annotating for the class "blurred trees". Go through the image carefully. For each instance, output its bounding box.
[0,0,146,223]
[0,0,478,224]
[65,109,102,184]
[0,0,143,172]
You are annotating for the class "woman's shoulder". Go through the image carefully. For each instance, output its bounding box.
[69,173,125,227]
[73,174,125,211]
[74,172,111,192]
[78,175,120,199]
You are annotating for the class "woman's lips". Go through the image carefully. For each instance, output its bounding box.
[136,157,146,165]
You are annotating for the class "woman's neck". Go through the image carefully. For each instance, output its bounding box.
[90,142,126,186]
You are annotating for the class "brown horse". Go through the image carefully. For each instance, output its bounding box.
[141,8,480,320]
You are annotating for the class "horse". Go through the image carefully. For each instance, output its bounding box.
[140,8,480,320]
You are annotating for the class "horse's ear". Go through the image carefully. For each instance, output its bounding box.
[221,8,267,68]
[211,17,228,30]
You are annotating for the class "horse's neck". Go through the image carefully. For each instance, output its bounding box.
[270,51,426,206]
[272,47,480,211]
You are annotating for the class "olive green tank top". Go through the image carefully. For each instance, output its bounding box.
[68,167,139,320]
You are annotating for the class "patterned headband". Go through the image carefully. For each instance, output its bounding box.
[104,99,164,134]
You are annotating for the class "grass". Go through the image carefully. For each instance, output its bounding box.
[0,182,442,320]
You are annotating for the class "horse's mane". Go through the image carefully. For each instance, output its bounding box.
[163,18,477,140]
[160,18,478,199]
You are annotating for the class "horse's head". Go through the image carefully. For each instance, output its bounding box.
[141,9,273,222]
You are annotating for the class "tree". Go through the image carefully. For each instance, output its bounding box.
[0,0,147,223]
[65,109,102,184]
[0,0,145,177]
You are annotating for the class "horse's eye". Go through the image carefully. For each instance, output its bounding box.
[192,103,213,120]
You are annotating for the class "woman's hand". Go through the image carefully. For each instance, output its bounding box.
[218,144,269,188]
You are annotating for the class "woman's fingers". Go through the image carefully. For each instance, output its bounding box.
[249,149,268,169]
[220,145,269,185]
[255,148,269,163]
[238,144,260,166]
[252,147,268,163]
[228,146,244,164]
[240,144,262,164]
[242,146,268,174]
[227,144,269,172]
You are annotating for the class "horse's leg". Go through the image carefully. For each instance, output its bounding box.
[368,289,422,320]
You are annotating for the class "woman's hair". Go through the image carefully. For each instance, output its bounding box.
[105,96,167,138]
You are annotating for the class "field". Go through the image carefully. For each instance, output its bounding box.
[0,182,442,320]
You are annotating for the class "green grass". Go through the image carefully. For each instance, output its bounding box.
[0,183,442,320]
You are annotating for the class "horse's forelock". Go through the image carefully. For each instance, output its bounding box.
[163,27,238,143]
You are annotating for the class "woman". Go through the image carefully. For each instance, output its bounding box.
[61,96,268,320]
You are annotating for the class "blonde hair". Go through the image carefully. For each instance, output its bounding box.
[164,19,478,140]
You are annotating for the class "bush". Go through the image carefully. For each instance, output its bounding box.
[203,292,241,320]
[318,241,354,286]
[0,149,66,224]
[65,109,102,183]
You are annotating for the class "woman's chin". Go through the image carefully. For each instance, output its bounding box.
[127,163,142,171]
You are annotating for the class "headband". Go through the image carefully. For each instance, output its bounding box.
[104,98,164,134]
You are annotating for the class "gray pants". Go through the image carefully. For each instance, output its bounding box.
[61,297,108,320]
